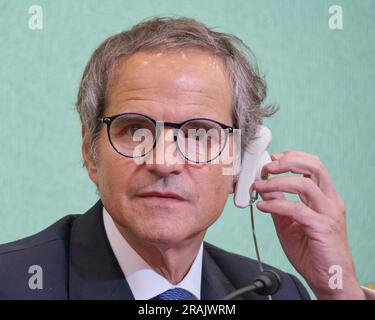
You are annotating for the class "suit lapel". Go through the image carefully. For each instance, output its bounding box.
[201,243,240,300]
[68,200,134,300]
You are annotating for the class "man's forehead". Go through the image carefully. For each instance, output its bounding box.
[105,49,233,119]
[109,49,230,89]
[120,48,226,69]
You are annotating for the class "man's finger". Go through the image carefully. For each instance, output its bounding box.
[256,198,324,228]
[258,191,285,201]
[253,176,334,214]
[263,150,339,201]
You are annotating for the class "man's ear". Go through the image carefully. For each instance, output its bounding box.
[81,126,99,185]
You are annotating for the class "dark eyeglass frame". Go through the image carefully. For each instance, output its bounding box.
[99,112,235,163]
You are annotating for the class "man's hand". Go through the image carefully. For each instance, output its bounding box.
[252,150,365,299]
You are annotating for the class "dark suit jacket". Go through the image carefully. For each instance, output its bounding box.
[0,200,310,300]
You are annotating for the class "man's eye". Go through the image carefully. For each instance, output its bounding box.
[112,124,138,138]
[122,125,144,136]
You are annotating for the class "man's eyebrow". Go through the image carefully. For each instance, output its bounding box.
[108,102,221,120]
[116,97,162,103]
[115,84,163,91]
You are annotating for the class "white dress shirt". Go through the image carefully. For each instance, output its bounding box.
[103,207,203,300]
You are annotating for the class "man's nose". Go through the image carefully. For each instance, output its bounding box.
[146,128,185,177]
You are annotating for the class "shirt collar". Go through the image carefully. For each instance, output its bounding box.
[102,207,203,300]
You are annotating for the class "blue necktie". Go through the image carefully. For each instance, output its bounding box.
[150,288,197,300]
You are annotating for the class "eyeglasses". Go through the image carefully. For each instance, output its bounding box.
[99,112,234,163]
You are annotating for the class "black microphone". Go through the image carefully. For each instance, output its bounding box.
[222,270,282,300]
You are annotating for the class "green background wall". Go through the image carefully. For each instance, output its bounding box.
[1,0,374,298]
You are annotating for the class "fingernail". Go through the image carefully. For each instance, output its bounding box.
[253,180,266,188]
[268,160,279,169]
[256,201,266,208]
[272,153,284,160]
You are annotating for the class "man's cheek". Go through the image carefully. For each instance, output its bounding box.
[98,168,123,196]
[199,172,229,206]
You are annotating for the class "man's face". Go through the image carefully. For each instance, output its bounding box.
[83,49,235,245]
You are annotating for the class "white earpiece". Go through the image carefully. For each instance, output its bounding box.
[234,126,272,208]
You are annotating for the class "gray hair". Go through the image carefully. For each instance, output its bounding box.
[76,16,279,169]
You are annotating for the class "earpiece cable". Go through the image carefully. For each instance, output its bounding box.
[250,191,272,300]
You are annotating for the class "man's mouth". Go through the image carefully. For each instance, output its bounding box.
[138,191,186,201]
[137,191,187,206]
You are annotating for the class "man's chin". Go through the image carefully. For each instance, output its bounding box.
[141,231,193,246]
[136,226,204,247]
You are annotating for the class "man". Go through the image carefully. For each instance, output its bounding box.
[0,17,373,300]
